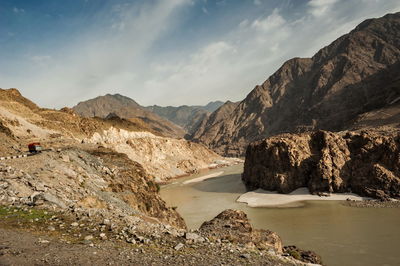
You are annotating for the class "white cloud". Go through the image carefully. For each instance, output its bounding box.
[251,9,286,32]
[132,1,400,106]
[10,0,193,107]
[308,0,339,17]
[254,0,262,6]
[3,0,400,108]
[202,7,209,14]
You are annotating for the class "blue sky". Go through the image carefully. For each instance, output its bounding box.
[0,0,399,108]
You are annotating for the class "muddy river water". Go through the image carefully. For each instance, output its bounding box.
[161,164,400,266]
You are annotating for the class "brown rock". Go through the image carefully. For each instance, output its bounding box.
[283,245,323,264]
[243,130,400,199]
[199,209,283,253]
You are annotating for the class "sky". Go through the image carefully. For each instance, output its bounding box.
[0,0,399,108]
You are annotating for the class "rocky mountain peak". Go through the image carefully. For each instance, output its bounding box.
[190,12,400,156]
[72,94,186,138]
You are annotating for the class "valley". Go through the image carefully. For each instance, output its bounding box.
[1,8,400,266]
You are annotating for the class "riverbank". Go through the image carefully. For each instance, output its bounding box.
[183,171,224,185]
[158,158,243,185]
[237,188,369,207]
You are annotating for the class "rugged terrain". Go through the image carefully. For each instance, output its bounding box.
[146,101,223,134]
[243,130,400,200]
[0,88,227,181]
[85,127,229,182]
[73,94,186,138]
[0,88,314,265]
[190,12,400,156]
[0,207,307,266]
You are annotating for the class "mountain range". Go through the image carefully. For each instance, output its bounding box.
[73,94,224,137]
[189,12,400,156]
[145,101,223,134]
[72,94,186,138]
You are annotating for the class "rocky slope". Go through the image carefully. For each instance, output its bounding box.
[73,94,186,138]
[0,88,226,182]
[189,101,240,155]
[146,101,224,134]
[0,88,314,264]
[0,146,185,228]
[243,130,400,200]
[190,12,400,156]
[85,127,227,182]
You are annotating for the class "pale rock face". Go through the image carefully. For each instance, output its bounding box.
[86,127,223,182]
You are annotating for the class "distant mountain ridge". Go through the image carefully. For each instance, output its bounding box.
[146,101,224,133]
[72,94,186,138]
[190,12,400,156]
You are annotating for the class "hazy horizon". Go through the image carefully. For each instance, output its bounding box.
[1,0,399,108]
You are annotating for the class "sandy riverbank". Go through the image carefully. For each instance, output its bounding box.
[183,171,224,185]
[237,188,370,207]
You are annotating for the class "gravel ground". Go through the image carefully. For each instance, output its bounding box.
[0,227,298,266]
[0,206,301,266]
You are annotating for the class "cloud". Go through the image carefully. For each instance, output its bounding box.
[9,0,192,107]
[202,7,209,14]
[13,7,25,14]
[251,9,285,32]
[308,0,339,17]
[2,0,400,108]
[130,1,400,106]
[254,0,262,6]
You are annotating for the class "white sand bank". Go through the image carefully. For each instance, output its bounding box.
[183,171,224,185]
[237,187,369,207]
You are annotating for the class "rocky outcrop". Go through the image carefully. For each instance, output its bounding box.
[199,209,283,253]
[73,94,186,138]
[243,130,400,200]
[190,12,400,156]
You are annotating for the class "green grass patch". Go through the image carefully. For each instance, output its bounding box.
[0,206,52,222]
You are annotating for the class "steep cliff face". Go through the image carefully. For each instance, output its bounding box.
[73,94,186,138]
[243,130,400,200]
[190,12,400,156]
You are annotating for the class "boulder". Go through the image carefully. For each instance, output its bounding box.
[283,245,323,264]
[199,209,282,253]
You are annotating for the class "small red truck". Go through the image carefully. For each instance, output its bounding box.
[28,143,43,153]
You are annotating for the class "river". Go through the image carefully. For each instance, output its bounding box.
[160,164,400,266]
